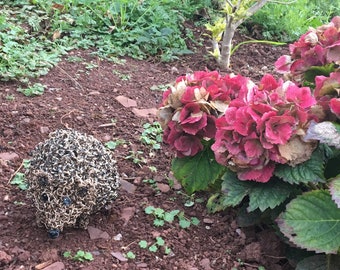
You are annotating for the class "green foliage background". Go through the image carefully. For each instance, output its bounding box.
[247,0,340,42]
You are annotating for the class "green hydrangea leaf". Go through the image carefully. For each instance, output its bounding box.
[171,144,225,194]
[207,170,254,212]
[295,255,327,270]
[277,190,340,254]
[274,147,325,184]
[329,176,340,208]
[208,170,293,212]
[247,179,293,212]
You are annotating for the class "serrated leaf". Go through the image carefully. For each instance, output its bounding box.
[144,206,155,215]
[277,190,340,254]
[63,251,72,258]
[84,252,94,261]
[154,208,165,218]
[138,240,148,248]
[190,217,200,226]
[274,147,325,184]
[126,251,136,259]
[153,219,164,227]
[149,245,158,252]
[207,170,252,212]
[329,176,340,208]
[247,179,293,212]
[164,246,171,255]
[156,237,165,246]
[179,219,191,229]
[172,144,225,194]
[295,255,327,270]
[164,210,179,223]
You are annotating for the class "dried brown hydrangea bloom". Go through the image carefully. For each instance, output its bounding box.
[26,129,120,238]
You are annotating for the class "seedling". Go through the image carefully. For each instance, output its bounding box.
[149,84,172,91]
[144,206,199,229]
[105,139,126,150]
[112,70,131,81]
[66,56,84,62]
[10,173,28,190]
[125,251,136,259]
[143,179,160,194]
[5,94,15,101]
[138,237,171,255]
[125,150,147,166]
[140,122,163,150]
[18,83,46,97]
[63,250,94,262]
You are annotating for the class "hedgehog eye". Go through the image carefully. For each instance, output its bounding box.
[41,193,49,202]
[38,176,49,187]
[63,197,72,206]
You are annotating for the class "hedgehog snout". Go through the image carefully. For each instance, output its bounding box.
[48,229,60,239]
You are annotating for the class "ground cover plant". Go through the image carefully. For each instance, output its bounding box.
[159,16,340,269]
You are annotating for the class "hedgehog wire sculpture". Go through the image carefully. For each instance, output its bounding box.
[26,129,120,239]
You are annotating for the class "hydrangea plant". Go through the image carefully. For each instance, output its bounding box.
[158,16,340,269]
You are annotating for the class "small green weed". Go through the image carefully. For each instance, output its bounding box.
[10,173,28,191]
[140,122,163,150]
[112,70,131,81]
[10,159,30,190]
[138,236,171,255]
[125,251,136,259]
[125,150,147,166]
[143,179,160,194]
[144,205,199,229]
[149,84,172,91]
[18,83,46,97]
[63,250,94,262]
[5,94,15,101]
[66,56,84,63]
[105,139,126,150]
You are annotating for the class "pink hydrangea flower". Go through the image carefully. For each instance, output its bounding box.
[158,70,254,157]
[212,74,316,183]
[275,16,340,84]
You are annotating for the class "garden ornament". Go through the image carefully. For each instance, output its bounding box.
[26,129,120,239]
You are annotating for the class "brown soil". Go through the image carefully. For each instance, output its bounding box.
[0,32,293,270]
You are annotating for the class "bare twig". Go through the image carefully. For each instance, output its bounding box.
[8,161,24,184]
[55,65,84,91]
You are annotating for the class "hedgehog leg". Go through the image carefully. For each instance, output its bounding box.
[76,214,90,229]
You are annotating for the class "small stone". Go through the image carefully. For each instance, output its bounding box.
[88,91,101,95]
[136,263,148,268]
[132,108,157,118]
[156,183,170,193]
[0,250,12,264]
[41,261,65,270]
[111,251,128,262]
[87,226,110,240]
[113,233,122,241]
[120,179,137,194]
[199,258,213,270]
[18,251,30,262]
[203,218,214,224]
[0,152,19,161]
[121,207,135,226]
[115,96,137,108]
[40,126,49,134]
